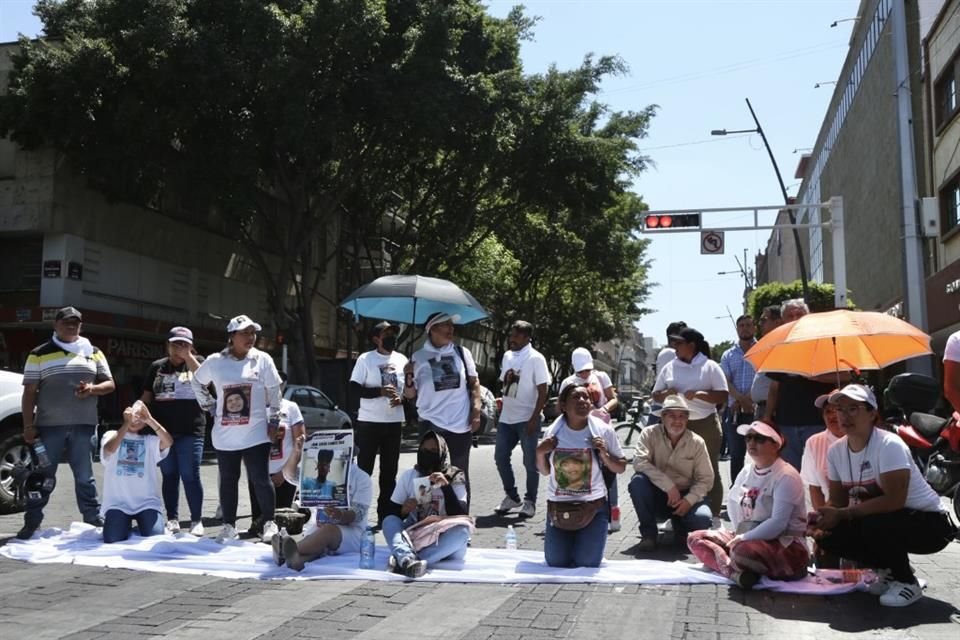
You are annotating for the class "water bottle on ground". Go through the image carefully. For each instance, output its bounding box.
[360,526,376,569]
[32,439,51,468]
[505,525,518,550]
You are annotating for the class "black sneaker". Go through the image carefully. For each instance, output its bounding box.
[84,516,105,528]
[403,558,427,578]
[16,523,39,540]
[734,570,760,590]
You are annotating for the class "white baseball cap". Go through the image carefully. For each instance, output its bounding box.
[827,383,878,409]
[814,388,841,409]
[226,315,262,333]
[571,347,594,372]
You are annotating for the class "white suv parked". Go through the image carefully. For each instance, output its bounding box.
[0,370,28,513]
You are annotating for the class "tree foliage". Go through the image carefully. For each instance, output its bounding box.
[746,280,854,320]
[710,340,734,363]
[1,0,655,381]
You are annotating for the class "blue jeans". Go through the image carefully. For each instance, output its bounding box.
[159,434,204,522]
[102,508,165,543]
[494,421,540,502]
[544,499,609,568]
[628,473,712,539]
[781,425,824,471]
[723,410,751,485]
[25,424,100,527]
[382,514,470,566]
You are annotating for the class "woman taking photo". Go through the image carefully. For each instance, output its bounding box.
[537,383,626,568]
[652,327,728,519]
[811,384,957,607]
[381,432,473,578]
[191,315,283,544]
[140,326,207,536]
[687,420,808,589]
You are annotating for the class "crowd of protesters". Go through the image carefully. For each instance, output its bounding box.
[14,301,958,604]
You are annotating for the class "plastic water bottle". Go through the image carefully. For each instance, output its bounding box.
[360,527,376,569]
[505,525,518,550]
[32,439,51,468]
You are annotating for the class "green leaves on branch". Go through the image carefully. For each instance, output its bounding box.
[746,280,854,319]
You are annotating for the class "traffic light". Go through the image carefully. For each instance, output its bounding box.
[644,213,701,230]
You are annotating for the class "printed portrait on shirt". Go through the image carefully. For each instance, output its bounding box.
[739,486,760,521]
[221,384,253,426]
[503,369,521,398]
[117,438,146,478]
[379,363,399,389]
[553,449,592,496]
[429,356,461,391]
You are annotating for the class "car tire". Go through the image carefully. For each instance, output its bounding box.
[0,431,32,514]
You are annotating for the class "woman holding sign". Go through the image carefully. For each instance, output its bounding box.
[381,432,473,578]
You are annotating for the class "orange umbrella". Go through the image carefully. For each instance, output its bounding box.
[744,309,932,377]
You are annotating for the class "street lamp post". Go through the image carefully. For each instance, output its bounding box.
[711,97,811,303]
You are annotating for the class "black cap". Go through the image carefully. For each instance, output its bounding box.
[669,327,704,344]
[369,320,398,338]
[55,306,82,321]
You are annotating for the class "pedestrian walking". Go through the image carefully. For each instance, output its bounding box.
[349,321,407,526]
[19,306,115,539]
[140,326,208,536]
[493,321,550,518]
[191,315,283,544]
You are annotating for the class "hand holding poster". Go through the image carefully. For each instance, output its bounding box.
[299,430,352,508]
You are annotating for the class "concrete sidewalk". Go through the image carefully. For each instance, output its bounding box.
[1,441,958,639]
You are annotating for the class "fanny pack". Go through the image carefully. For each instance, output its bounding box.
[547,498,604,531]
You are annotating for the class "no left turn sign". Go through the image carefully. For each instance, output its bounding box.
[701,230,725,255]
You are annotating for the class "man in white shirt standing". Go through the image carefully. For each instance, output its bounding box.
[349,321,408,527]
[493,321,551,518]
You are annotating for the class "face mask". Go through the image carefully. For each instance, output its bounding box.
[381,335,397,352]
[417,449,442,473]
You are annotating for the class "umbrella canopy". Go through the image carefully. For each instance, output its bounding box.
[339,274,488,325]
[744,309,932,377]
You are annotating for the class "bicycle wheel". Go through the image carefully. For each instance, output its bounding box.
[615,422,641,448]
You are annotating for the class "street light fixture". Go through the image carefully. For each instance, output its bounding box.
[814,81,837,89]
[711,98,810,303]
[830,17,859,28]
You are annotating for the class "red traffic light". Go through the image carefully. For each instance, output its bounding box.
[643,213,701,230]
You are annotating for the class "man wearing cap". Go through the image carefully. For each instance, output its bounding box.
[349,320,408,526]
[19,306,115,539]
[628,394,714,551]
[140,326,208,536]
[403,311,481,511]
[493,320,551,518]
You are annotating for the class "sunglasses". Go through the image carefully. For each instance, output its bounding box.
[744,433,773,444]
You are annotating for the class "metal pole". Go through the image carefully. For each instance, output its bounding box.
[829,196,847,309]
[745,98,811,303]
[891,0,931,375]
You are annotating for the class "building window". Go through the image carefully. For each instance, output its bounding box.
[936,61,960,128]
[940,174,960,235]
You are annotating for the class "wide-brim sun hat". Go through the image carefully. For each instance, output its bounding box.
[652,393,690,416]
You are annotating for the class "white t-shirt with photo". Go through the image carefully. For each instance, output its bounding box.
[100,432,168,517]
[303,463,373,553]
[391,467,469,517]
[410,342,478,433]
[800,429,841,494]
[826,428,943,512]
[350,349,408,423]
[499,344,551,424]
[653,353,729,420]
[544,416,623,503]
[192,347,283,451]
[269,399,304,475]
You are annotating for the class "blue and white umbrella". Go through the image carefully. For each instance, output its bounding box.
[339,274,488,325]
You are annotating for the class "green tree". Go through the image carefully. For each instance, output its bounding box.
[711,340,734,363]
[747,281,854,320]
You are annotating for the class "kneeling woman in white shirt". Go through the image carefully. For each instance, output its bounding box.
[537,383,626,568]
[100,404,173,543]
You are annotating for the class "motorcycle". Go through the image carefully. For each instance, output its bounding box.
[884,373,960,522]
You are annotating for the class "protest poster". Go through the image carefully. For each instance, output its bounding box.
[299,429,352,508]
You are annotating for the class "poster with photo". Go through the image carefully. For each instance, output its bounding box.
[299,430,352,508]
[117,438,146,478]
[221,383,252,426]
[552,449,593,497]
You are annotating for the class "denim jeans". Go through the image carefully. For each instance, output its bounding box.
[494,421,540,502]
[102,508,165,543]
[159,434,204,522]
[25,424,101,527]
[426,426,474,512]
[217,443,273,526]
[780,425,824,472]
[628,473,712,539]
[544,499,609,568]
[723,411,752,485]
[381,514,470,566]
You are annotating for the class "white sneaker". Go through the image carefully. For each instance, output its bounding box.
[165,519,181,534]
[519,500,536,518]
[189,521,204,537]
[608,519,622,533]
[879,580,924,607]
[216,523,239,544]
[261,520,279,543]
[495,496,522,514]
